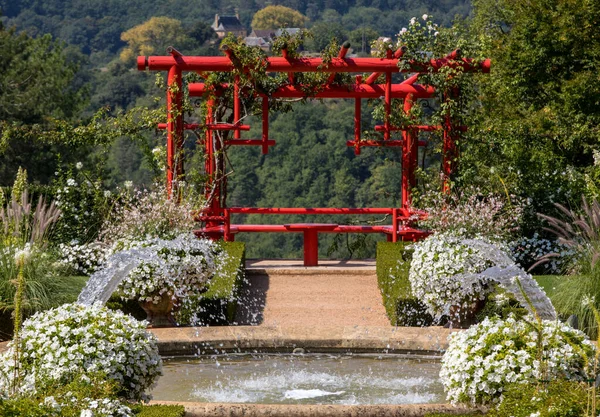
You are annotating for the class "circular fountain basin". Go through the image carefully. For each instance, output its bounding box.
[152,353,444,405]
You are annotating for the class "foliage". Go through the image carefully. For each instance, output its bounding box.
[131,404,186,417]
[0,372,134,416]
[52,163,112,244]
[539,197,600,338]
[0,302,162,401]
[409,232,505,321]
[486,379,592,417]
[457,0,600,227]
[120,17,196,63]
[251,6,309,30]
[113,233,225,310]
[376,241,432,326]
[509,233,576,275]
[440,314,595,405]
[187,241,245,325]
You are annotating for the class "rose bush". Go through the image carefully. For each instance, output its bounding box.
[440,315,595,405]
[0,303,162,401]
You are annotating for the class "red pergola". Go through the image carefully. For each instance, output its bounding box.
[138,44,490,265]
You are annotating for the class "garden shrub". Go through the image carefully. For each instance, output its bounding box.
[486,379,592,417]
[0,303,162,401]
[440,315,595,405]
[376,241,433,326]
[190,241,245,325]
[0,372,135,416]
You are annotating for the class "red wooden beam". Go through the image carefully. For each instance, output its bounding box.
[138,56,491,74]
[157,123,251,131]
[327,42,351,84]
[188,83,435,99]
[345,139,427,148]
[365,46,406,85]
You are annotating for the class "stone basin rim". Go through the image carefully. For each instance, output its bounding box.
[150,400,484,417]
[149,325,459,356]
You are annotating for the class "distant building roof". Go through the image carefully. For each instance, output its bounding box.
[250,29,276,40]
[212,14,246,38]
[244,36,270,47]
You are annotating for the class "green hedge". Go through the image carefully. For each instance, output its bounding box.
[133,404,186,417]
[194,241,245,325]
[376,241,433,326]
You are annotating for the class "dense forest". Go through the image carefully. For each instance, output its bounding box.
[0,0,598,258]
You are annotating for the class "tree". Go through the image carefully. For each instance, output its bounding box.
[307,21,347,51]
[0,26,87,184]
[120,17,194,63]
[457,0,600,225]
[251,6,309,30]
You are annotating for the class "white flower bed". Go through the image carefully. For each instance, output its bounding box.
[409,232,502,319]
[440,315,595,405]
[115,233,225,305]
[0,303,162,401]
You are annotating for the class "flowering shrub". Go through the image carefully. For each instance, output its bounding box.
[99,187,197,245]
[509,233,576,274]
[440,315,595,405]
[0,303,162,401]
[415,187,525,241]
[52,164,111,244]
[409,232,505,319]
[115,233,225,306]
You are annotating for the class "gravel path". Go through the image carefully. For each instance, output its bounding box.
[236,260,391,327]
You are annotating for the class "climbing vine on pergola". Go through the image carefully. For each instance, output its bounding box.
[137,33,490,266]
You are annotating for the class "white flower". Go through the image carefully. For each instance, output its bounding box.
[80,410,93,417]
[409,232,510,319]
[0,303,162,401]
[410,17,416,25]
[399,27,407,35]
[14,244,32,267]
[440,315,594,405]
[76,162,83,170]
[103,190,111,198]
[422,14,428,20]
[67,178,77,187]
[124,181,133,189]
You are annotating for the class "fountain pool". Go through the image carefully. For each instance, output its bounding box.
[151,353,444,405]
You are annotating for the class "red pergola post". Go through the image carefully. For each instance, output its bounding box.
[166,63,183,197]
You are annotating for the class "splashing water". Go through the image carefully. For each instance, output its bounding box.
[457,239,557,320]
[77,247,157,305]
[152,353,444,405]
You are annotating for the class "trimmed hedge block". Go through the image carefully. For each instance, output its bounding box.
[376,241,433,326]
[194,241,245,325]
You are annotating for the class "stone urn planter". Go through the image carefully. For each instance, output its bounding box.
[447,298,486,328]
[140,293,178,328]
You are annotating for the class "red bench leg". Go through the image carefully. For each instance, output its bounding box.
[304,230,319,266]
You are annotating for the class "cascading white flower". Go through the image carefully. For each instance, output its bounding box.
[440,315,595,405]
[114,233,226,305]
[409,232,502,320]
